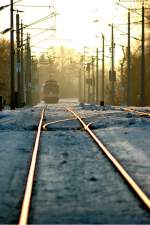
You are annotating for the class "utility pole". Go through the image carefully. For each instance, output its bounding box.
[31,56,37,105]
[79,55,84,103]
[91,56,95,103]
[111,24,115,105]
[120,46,126,106]
[79,68,81,102]
[10,0,15,109]
[96,47,99,104]
[16,11,21,107]
[25,34,32,105]
[120,62,126,105]
[140,3,145,106]
[83,47,86,103]
[101,34,105,106]
[127,9,131,106]
[87,62,90,103]
[21,20,25,105]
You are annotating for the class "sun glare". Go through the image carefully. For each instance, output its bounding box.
[56,0,119,47]
[54,0,128,63]
[0,0,140,62]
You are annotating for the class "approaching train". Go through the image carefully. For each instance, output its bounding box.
[43,79,59,103]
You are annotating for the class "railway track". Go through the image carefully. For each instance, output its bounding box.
[114,106,150,118]
[19,108,46,225]
[18,106,150,224]
[67,108,150,208]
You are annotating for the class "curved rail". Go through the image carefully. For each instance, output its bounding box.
[113,106,150,118]
[42,113,103,131]
[18,108,46,225]
[43,118,77,130]
[123,107,150,117]
[67,107,150,210]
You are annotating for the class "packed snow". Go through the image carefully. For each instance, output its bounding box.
[0,99,150,224]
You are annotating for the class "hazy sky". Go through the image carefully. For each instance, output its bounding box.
[0,0,141,58]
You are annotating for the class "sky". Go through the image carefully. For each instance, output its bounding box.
[0,0,142,60]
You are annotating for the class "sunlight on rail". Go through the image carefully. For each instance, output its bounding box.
[18,108,46,225]
[67,107,150,210]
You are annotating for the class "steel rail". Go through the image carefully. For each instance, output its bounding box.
[67,107,150,210]
[18,108,46,225]
[123,107,150,117]
[42,114,102,131]
[43,118,77,130]
[113,106,150,117]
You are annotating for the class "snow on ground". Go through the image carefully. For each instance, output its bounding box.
[0,99,150,224]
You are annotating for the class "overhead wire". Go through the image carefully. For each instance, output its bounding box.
[15,5,51,8]
[23,13,57,29]
[14,0,23,4]
[14,3,58,56]
[25,28,54,30]
[31,36,72,48]
[31,30,51,39]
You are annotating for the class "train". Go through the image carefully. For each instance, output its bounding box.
[43,79,59,103]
